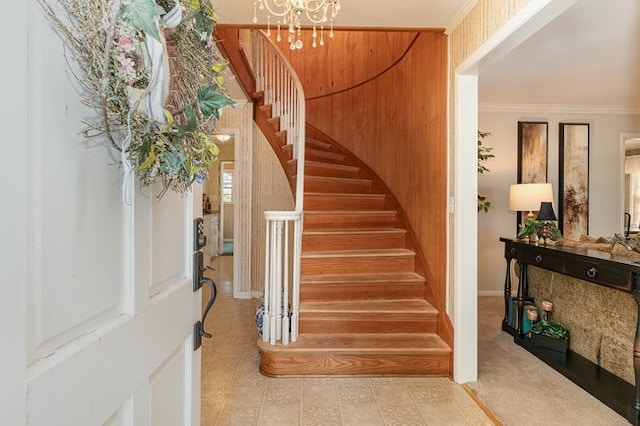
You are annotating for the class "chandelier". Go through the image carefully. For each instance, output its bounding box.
[253,0,341,50]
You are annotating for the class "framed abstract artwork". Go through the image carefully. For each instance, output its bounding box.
[517,121,548,227]
[559,123,590,240]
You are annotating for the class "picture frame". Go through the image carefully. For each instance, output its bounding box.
[517,121,549,227]
[559,123,590,240]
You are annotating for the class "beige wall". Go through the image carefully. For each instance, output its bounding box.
[449,0,533,69]
[251,125,295,294]
[478,111,640,294]
[216,102,253,298]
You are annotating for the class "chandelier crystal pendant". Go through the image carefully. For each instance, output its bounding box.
[253,0,341,50]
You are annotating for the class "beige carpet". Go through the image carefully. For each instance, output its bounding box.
[471,296,629,425]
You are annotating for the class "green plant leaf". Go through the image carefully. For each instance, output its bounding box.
[532,320,568,339]
[194,10,215,43]
[139,147,156,170]
[197,85,234,118]
[159,144,185,175]
[122,0,166,41]
[177,106,198,133]
[212,62,228,73]
[189,0,201,10]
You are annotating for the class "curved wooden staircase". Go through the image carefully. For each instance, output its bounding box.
[258,126,452,376]
[215,26,452,377]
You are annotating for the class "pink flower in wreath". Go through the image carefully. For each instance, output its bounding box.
[114,33,134,52]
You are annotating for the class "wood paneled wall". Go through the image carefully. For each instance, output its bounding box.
[276,30,417,99]
[281,30,449,311]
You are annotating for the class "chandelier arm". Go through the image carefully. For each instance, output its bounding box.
[261,0,291,18]
[255,0,340,48]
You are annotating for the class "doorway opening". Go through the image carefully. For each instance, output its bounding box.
[220,161,235,255]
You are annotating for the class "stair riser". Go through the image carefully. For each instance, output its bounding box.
[306,151,346,163]
[304,180,372,194]
[304,214,397,229]
[267,117,280,132]
[258,105,272,118]
[302,232,405,251]
[304,163,360,178]
[301,256,414,275]
[300,283,424,301]
[299,317,437,334]
[260,353,451,376]
[304,196,385,210]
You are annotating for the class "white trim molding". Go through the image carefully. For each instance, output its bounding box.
[480,103,640,115]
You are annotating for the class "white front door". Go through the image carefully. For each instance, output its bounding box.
[1,3,202,425]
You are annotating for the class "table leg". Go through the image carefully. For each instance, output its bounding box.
[503,257,512,329]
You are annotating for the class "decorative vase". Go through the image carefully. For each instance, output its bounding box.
[255,297,265,337]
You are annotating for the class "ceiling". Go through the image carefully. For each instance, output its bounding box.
[214,0,469,29]
[479,0,640,112]
[215,0,640,111]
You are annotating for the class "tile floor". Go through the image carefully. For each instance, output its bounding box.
[200,256,494,425]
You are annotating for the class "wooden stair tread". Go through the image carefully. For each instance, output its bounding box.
[258,333,450,354]
[302,248,415,258]
[303,228,405,236]
[300,299,437,314]
[306,138,332,150]
[306,148,346,161]
[304,192,384,199]
[305,210,395,216]
[304,160,359,173]
[301,271,423,284]
[305,175,371,184]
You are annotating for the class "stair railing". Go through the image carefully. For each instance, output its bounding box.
[254,31,305,345]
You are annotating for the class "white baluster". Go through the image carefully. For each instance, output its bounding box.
[257,30,305,346]
[263,219,271,342]
[269,219,278,345]
[274,220,284,342]
[282,220,290,345]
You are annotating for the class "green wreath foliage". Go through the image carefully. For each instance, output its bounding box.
[40,0,234,196]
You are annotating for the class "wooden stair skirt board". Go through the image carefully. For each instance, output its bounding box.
[258,334,451,377]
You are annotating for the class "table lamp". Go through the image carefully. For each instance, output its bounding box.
[509,183,554,241]
[508,183,554,218]
[536,201,558,244]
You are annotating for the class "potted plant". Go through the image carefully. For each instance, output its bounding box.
[530,319,569,353]
[517,218,540,242]
[477,131,494,212]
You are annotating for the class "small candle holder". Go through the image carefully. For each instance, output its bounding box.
[541,300,553,321]
[526,308,539,337]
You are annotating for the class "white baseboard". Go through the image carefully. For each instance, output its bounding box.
[233,291,252,299]
[478,290,503,297]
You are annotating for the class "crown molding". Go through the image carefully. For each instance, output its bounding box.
[478,103,640,115]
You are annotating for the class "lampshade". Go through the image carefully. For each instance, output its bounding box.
[536,201,557,221]
[508,183,554,217]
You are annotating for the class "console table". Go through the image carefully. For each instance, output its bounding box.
[500,237,640,424]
